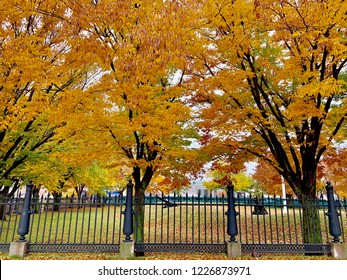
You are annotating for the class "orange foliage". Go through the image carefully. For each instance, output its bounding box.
[188,0,347,199]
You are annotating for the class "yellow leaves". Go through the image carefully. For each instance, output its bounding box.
[302,78,345,98]
[286,77,346,123]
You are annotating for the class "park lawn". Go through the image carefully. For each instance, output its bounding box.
[3,204,339,244]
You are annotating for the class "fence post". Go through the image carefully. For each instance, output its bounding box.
[326,182,347,259]
[9,180,33,257]
[120,179,135,258]
[325,182,341,243]
[225,182,241,257]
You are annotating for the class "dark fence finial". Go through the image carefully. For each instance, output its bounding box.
[122,179,135,242]
[17,180,34,242]
[225,181,239,242]
[325,181,341,243]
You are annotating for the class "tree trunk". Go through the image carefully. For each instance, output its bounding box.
[134,184,146,243]
[301,193,322,243]
[0,194,6,222]
[286,165,322,245]
[132,166,154,256]
[52,191,62,212]
[32,187,41,214]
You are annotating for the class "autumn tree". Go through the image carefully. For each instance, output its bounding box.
[203,169,255,193]
[0,1,98,197]
[66,0,204,243]
[188,0,347,243]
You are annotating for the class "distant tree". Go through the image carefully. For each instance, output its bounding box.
[203,167,254,193]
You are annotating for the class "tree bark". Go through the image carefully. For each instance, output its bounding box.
[285,163,322,245]
[52,191,62,212]
[301,194,322,244]
[132,166,154,256]
[134,183,146,243]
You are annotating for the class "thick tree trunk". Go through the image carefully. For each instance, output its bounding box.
[286,165,322,245]
[132,166,154,256]
[301,193,322,243]
[134,184,146,243]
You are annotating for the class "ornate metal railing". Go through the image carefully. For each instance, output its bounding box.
[0,182,346,254]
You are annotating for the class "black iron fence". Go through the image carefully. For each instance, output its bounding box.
[0,182,346,255]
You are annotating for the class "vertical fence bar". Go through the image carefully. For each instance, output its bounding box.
[80,199,86,244]
[321,194,329,243]
[118,196,124,244]
[197,192,200,243]
[192,195,195,243]
[262,195,267,244]
[292,200,299,244]
[11,194,20,242]
[105,194,111,244]
[0,195,8,242]
[255,197,261,243]
[154,194,158,243]
[173,193,177,243]
[67,196,73,243]
[34,196,44,244]
[250,195,255,243]
[50,196,58,244]
[99,197,105,243]
[266,195,273,244]
[166,194,170,242]
[48,200,55,243]
[3,197,11,243]
[111,198,117,244]
[185,193,188,243]
[147,193,152,243]
[280,197,286,244]
[337,196,345,243]
[274,195,280,243]
[216,194,220,243]
[74,198,81,243]
[179,194,182,243]
[222,193,227,240]
[59,197,66,243]
[286,197,292,244]
[86,199,92,243]
[204,193,207,243]
[160,194,164,243]
[209,193,213,243]
[243,195,248,244]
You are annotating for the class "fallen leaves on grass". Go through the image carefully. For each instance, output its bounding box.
[0,252,335,260]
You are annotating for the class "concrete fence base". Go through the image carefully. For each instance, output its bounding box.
[9,241,28,258]
[330,242,347,259]
[119,240,135,259]
[226,241,242,258]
